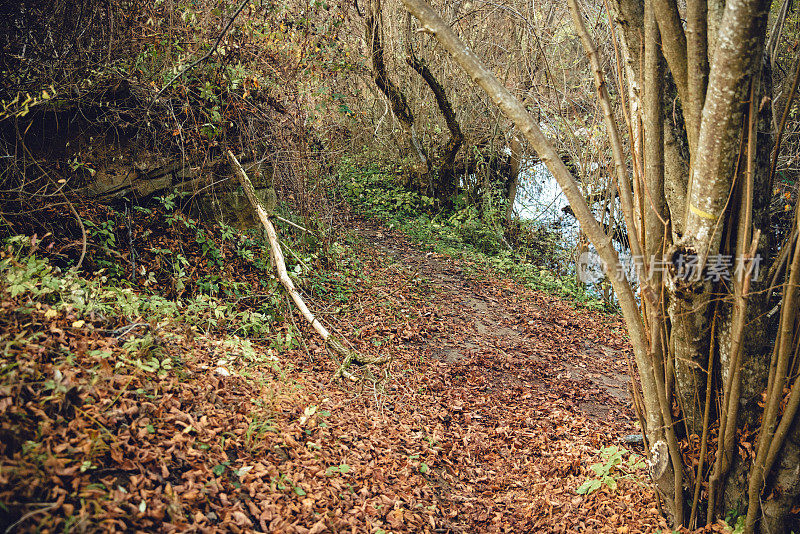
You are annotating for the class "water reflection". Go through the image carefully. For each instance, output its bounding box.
[512,161,636,298]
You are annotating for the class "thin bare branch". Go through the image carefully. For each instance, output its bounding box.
[398,0,663,445]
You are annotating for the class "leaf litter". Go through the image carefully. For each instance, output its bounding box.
[0,214,670,533]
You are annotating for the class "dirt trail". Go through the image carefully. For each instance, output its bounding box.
[347,219,664,533]
[353,220,630,416]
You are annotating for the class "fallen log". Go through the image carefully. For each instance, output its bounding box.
[226,150,387,379]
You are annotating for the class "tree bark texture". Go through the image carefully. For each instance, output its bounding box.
[404,36,463,201]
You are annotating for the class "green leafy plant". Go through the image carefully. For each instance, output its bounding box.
[119,334,176,377]
[83,217,126,278]
[1,234,278,338]
[325,463,351,476]
[576,445,645,495]
[244,416,276,451]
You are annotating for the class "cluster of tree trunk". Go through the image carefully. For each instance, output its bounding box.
[365,0,525,212]
[365,0,464,204]
[398,0,800,532]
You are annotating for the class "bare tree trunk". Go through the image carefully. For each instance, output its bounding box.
[504,135,522,225]
[366,0,428,174]
[404,12,463,202]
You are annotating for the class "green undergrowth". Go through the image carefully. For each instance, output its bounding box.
[0,191,326,344]
[576,445,646,495]
[0,229,335,531]
[0,190,370,364]
[3,235,271,340]
[337,160,611,311]
[0,235,292,381]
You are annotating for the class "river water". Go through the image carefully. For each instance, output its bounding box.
[512,161,635,294]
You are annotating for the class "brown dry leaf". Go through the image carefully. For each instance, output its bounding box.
[1,216,668,534]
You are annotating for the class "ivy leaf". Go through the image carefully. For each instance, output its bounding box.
[589,462,605,476]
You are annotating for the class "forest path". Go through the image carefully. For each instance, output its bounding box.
[352,218,630,416]
[344,218,663,532]
[0,209,668,533]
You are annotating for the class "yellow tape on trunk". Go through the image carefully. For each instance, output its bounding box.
[690,204,717,220]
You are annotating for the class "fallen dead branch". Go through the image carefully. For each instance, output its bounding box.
[226,150,387,379]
